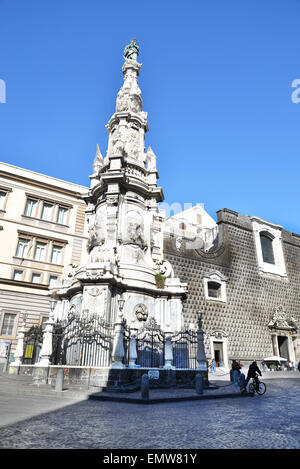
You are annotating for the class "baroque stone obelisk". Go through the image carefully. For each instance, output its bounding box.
[52,40,187,332]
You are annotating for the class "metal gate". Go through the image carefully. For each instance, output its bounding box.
[22,325,43,365]
[171,329,198,369]
[51,312,115,367]
[136,318,165,368]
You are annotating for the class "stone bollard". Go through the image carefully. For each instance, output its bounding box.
[195,373,203,395]
[239,373,246,391]
[55,368,64,392]
[2,359,9,373]
[141,373,149,400]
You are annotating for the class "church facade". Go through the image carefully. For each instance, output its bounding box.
[164,207,300,368]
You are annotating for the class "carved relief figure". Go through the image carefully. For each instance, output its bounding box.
[116,88,130,113]
[82,286,106,318]
[111,129,125,155]
[124,127,141,159]
[134,303,148,322]
[124,211,147,251]
[87,211,107,261]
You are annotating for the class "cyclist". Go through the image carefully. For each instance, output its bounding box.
[242,360,262,392]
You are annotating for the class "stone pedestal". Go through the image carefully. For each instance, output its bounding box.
[111,318,125,369]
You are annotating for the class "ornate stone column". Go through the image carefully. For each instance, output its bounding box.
[196,311,207,371]
[111,296,126,369]
[271,334,279,357]
[128,328,138,368]
[11,311,28,367]
[38,299,57,367]
[164,332,174,369]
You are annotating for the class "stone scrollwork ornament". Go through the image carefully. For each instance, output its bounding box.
[62,264,78,284]
[268,305,297,331]
[134,303,148,322]
[154,259,174,278]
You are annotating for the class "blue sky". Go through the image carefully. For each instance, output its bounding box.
[1,0,300,232]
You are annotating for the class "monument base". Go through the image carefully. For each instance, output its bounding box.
[10,365,209,391]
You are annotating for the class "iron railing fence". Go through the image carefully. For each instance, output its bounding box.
[21,314,201,369]
[51,312,115,367]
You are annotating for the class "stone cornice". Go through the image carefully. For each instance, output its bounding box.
[0,278,49,290]
[0,169,87,199]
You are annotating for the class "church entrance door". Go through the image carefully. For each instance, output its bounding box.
[213,341,224,367]
[278,336,289,360]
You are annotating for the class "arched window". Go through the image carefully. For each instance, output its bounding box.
[179,222,186,230]
[260,232,275,264]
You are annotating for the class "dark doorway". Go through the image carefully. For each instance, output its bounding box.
[213,341,224,367]
[278,336,289,360]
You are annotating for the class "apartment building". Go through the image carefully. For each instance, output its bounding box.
[0,162,89,359]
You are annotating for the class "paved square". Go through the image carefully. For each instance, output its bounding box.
[0,374,299,449]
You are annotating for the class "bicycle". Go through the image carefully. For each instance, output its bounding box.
[248,376,266,395]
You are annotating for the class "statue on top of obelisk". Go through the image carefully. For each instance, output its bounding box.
[123,39,139,61]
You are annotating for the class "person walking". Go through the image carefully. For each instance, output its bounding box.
[232,359,241,374]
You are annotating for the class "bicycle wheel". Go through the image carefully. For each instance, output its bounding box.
[248,382,255,394]
[256,381,266,395]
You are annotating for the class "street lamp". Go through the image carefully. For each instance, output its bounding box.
[50,298,57,313]
[197,311,203,329]
[196,311,207,370]
[118,295,125,313]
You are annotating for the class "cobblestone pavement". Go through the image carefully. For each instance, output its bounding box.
[0,373,300,449]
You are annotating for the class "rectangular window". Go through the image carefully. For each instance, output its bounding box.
[41,202,53,221]
[1,313,16,336]
[51,245,63,264]
[0,191,7,210]
[208,282,221,299]
[31,273,41,284]
[56,206,68,225]
[13,270,23,281]
[24,198,38,217]
[34,242,47,261]
[16,238,30,258]
[49,275,58,286]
